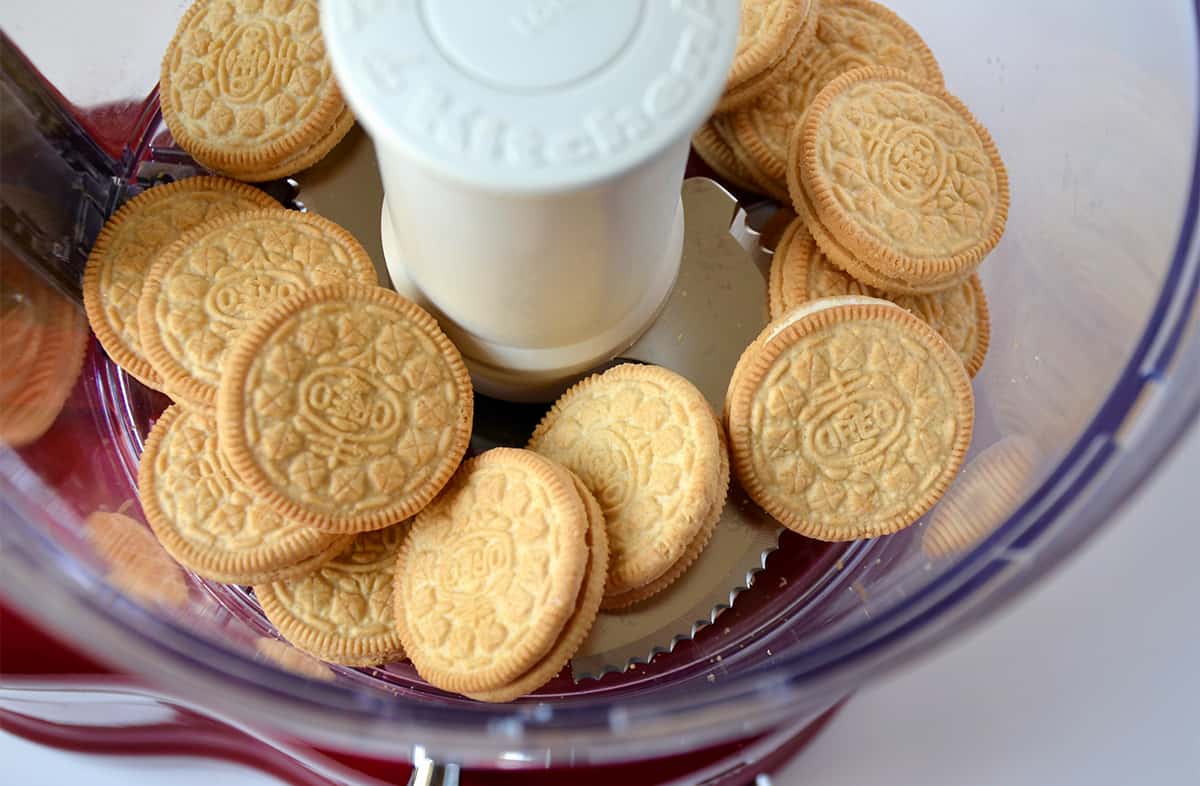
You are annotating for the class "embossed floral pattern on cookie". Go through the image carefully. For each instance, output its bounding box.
[83,177,277,389]
[217,283,473,533]
[465,472,609,702]
[257,523,406,666]
[161,0,345,175]
[138,405,350,583]
[395,449,588,694]
[529,364,727,598]
[770,219,990,376]
[796,67,1009,288]
[138,209,376,408]
[726,297,974,541]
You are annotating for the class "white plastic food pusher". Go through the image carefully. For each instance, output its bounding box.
[321,0,740,401]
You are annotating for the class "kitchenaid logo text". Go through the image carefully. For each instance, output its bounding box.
[358,0,722,168]
[511,0,585,36]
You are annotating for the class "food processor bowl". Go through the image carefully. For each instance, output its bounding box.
[2,1,1198,783]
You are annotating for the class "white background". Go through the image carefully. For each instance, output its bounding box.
[5,423,1198,785]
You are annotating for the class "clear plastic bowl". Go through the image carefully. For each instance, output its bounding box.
[2,0,1198,777]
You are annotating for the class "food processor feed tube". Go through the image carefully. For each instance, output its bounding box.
[321,0,741,401]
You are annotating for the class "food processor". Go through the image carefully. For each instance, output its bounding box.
[2,1,1198,784]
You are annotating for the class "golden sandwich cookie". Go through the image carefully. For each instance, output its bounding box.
[788,67,1009,294]
[725,296,974,541]
[82,176,277,390]
[394,449,590,697]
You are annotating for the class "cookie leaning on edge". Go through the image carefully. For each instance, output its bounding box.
[598,415,729,610]
[82,176,278,391]
[160,0,351,181]
[921,435,1041,559]
[732,0,943,199]
[256,523,408,667]
[138,209,377,411]
[693,115,770,196]
[725,296,974,541]
[719,0,818,113]
[528,363,728,605]
[770,217,991,376]
[789,67,1010,294]
[217,282,473,534]
[395,449,590,696]
[466,472,609,702]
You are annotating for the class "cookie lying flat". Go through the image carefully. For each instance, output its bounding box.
[770,218,990,376]
[528,364,728,605]
[217,283,473,533]
[139,405,351,584]
[466,472,609,702]
[160,0,351,181]
[789,67,1009,294]
[83,176,277,390]
[138,209,377,410]
[256,523,407,667]
[395,449,590,696]
[732,0,943,199]
[725,296,974,541]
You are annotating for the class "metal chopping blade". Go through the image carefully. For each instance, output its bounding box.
[569,179,787,680]
[296,155,792,681]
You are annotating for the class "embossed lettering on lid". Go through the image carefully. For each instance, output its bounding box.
[424,0,643,92]
[321,0,740,190]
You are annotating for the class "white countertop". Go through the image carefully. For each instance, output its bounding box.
[6,423,1198,785]
[775,422,1200,786]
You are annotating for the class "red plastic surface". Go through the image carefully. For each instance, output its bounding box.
[2,600,840,785]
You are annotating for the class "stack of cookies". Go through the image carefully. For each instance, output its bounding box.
[159,0,354,182]
[393,365,728,700]
[698,0,1006,312]
[528,365,729,609]
[695,0,823,197]
[715,0,821,114]
[83,175,474,668]
[696,0,942,201]
[710,1,1009,542]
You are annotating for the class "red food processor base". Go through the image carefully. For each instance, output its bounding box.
[1,603,841,786]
